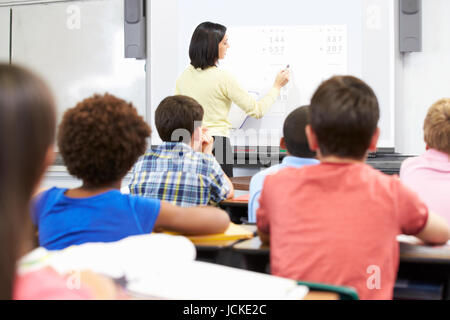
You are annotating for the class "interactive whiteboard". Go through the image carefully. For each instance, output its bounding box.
[222,25,348,133]
[150,0,396,147]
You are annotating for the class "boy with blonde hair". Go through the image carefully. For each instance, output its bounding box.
[400,98,450,224]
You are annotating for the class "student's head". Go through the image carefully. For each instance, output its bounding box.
[58,93,150,187]
[189,22,228,69]
[307,76,380,160]
[282,106,316,158]
[0,64,56,299]
[155,95,204,146]
[423,98,450,155]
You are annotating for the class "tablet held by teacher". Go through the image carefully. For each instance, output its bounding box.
[175,22,290,177]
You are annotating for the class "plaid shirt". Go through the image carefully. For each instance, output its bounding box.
[129,142,230,207]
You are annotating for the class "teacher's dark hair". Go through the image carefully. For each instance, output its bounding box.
[0,64,56,299]
[189,22,227,70]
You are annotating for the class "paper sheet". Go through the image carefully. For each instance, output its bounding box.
[127,261,309,300]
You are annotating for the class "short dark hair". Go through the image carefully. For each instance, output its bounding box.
[310,76,380,159]
[283,106,316,158]
[155,95,204,142]
[189,22,227,70]
[58,93,151,187]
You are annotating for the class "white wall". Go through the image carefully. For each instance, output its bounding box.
[2,0,449,158]
[0,8,9,62]
[40,167,133,191]
[10,0,146,123]
[396,0,450,155]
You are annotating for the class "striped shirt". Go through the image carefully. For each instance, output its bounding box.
[129,142,230,207]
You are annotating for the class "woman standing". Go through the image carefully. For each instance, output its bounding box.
[176,22,290,177]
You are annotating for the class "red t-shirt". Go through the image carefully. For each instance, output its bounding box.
[257,162,428,300]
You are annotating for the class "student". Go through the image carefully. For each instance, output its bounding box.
[248,106,319,223]
[0,64,118,299]
[129,95,234,207]
[400,98,450,225]
[33,93,230,251]
[256,75,450,300]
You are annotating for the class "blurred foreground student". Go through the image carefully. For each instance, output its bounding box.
[400,98,450,225]
[248,106,318,223]
[129,95,234,207]
[0,64,118,299]
[33,94,230,251]
[257,76,449,300]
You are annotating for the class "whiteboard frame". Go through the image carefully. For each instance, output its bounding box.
[0,7,11,62]
[148,0,397,149]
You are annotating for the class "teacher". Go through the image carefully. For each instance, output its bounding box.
[175,22,290,177]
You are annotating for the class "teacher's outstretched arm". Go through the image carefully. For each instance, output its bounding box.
[225,68,290,119]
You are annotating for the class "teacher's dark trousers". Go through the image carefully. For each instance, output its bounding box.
[212,136,234,177]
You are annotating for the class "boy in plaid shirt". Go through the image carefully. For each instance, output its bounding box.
[129,95,234,207]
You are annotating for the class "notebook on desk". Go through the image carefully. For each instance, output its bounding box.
[24,233,308,300]
[127,260,309,300]
[164,223,254,244]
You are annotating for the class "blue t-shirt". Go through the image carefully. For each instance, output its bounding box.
[248,156,319,223]
[32,187,161,250]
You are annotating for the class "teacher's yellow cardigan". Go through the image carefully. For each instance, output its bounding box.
[175,64,280,137]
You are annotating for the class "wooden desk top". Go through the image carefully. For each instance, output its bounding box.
[195,225,257,250]
[195,239,245,249]
[304,291,340,300]
[230,176,251,191]
[233,236,268,253]
[220,199,248,206]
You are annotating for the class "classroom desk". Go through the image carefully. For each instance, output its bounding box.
[194,225,337,301]
[230,176,251,191]
[193,226,339,300]
[395,239,450,299]
[399,240,450,263]
[194,225,257,266]
[233,236,268,254]
[232,236,450,265]
[219,199,249,224]
[231,236,450,300]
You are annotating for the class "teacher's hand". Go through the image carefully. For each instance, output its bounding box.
[274,69,290,90]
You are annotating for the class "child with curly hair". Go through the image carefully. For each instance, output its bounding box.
[32,94,230,250]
